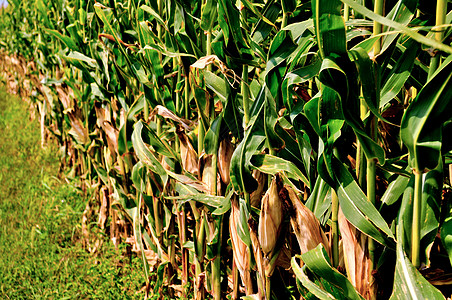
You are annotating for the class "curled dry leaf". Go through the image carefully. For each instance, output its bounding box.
[190,55,241,88]
[230,198,253,295]
[286,184,330,258]
[338,208,375,300]
[151,105,194,130]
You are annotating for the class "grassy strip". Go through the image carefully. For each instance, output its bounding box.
[0,87,145,299]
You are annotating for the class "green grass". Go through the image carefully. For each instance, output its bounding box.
[0,87,146,299]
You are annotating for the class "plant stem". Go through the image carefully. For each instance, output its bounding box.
[428,0,447,79]
[367,157,376,290]
[282,12,289,28]
[198,120,205,156]
[265,275,271,299]
[373,0,384,56]
[184,72,190,120]
[331,189,340,268]
[356,96,367,187]
[177,203,189,297]
[212,216,223,300]
[344,4,350,22]
[168,211,176,298]
[242,65,250,125]
[195,212,206,299]
[240,5,250,126]
[411,170,422,268]
[232,259,239,300]
[206,30,212,71]
[156,0,163,135]
[174,59,181,153]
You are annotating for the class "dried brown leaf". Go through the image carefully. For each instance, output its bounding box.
[151,105,194,130]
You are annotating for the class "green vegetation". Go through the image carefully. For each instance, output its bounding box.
[0,0,452,299]
[0,88,145,299]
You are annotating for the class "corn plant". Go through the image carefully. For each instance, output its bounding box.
[1,0,452,299]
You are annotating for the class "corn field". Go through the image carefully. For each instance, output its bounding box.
[1,0,452,298]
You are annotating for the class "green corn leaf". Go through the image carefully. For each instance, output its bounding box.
[440,217,452,266]
[250,154,309,185]
[237,198,252,247]
[204,70,229,102]
[131,121,168,186]
[306,177,331,224]
[378,0,419,54]
[282,0,296,14]
[204,114,222,155]
[401,55,452,172]
[251,0,280,44]
[421,167,442,258]
[65,51,98,69]
[291,256,336,299]
[301,244,365,300]
[311,0,347,58]
[230,86,266,194]
[240,0,277,28]
[140,5,168,32]
[200,0,217,31]
[380,38,420,108]
[380,174,410,206]
[217,0,246,47]
[94,3,133,68]
[349,47,391,124]
[319,56,385,164]
[333,159,396,247]
[170,189,232,215]
[390,222,445,300]
[43,28,78,51]
[282,58,321,112]
[341,0,452,54]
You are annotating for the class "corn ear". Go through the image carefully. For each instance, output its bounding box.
[258,176,283,256]
[177,127,199,175]
[286,184,330,258]
[229,198,253,294]
[218,138,233,185]
[250,169,266,208]
[338,208,376,300]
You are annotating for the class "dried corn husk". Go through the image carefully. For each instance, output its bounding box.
[229,198,253,294]
[338,208,375,300]
[249,219,265,300]
[200,153,221,195]
[286,184,330,257]
[258,176,283,256]
[177,127,198,175]
[218,138,233,185]
[250,170,266,208]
